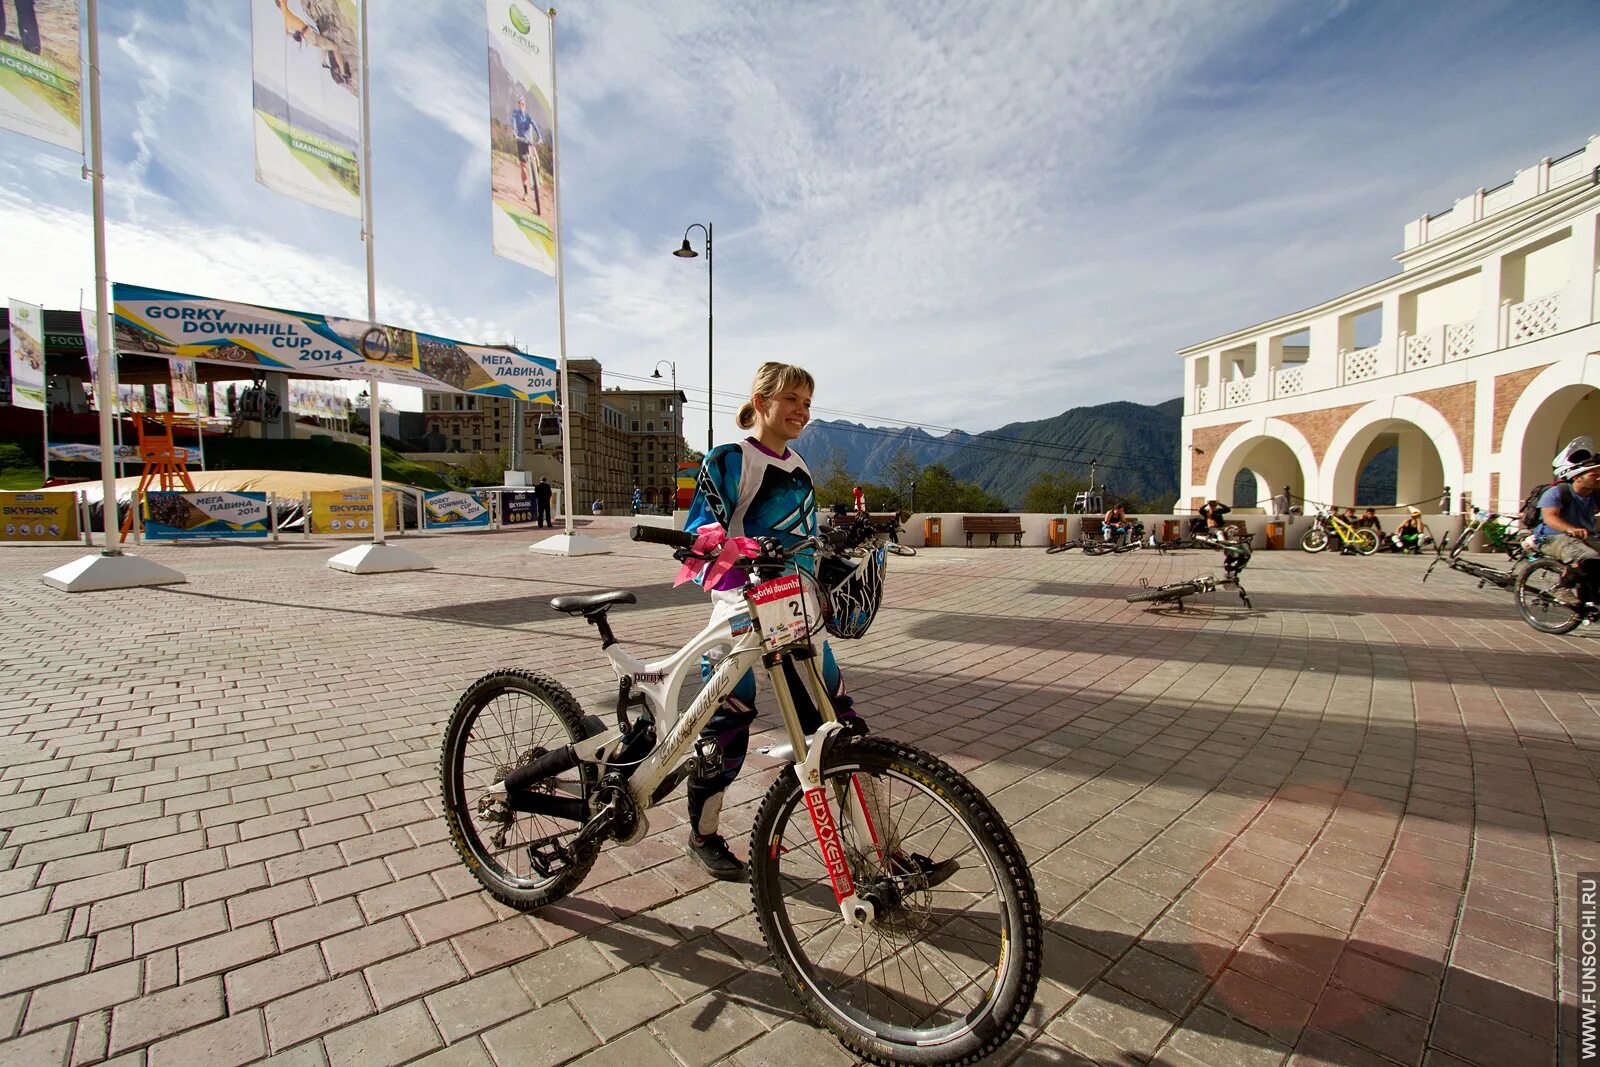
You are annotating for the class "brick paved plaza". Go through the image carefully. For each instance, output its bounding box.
[0,523,1594,1066]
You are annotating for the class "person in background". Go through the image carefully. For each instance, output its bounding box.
[1198,499,1231,530]
[631,484,643,515]
[533,476,553,528]
[1356,507,1383,533]
[852,485,867,518]
[1270,486,1289,518]
[590,498,603,515]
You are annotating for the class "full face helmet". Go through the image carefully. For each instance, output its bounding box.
[1553,436,1600,481]
[816,545,887,640]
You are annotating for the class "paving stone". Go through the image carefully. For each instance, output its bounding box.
[24,959,142,1031]
[510,938,615,1006]
[226,945,329,1011]
[322,1000,442,1067]
[108,976,226,1055]
[264,974,374,1053]
[649,992,766,1066]
[424,969,533,1043]
[364,941,466,1011]
[569,967,681,1040]
[481,1000,599,1067]
[177,922,279,983]
[146,1010,267,1067]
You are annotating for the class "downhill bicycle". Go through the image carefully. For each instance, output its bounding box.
[1126,531,1254,611]
[828,507,917,557]
[1422,508,1531,592]
[1300,508,1378,555]
[1515,540,1600,635]
[440,525,1041,1065]
[1045,537,1084,554]
[1083,519,1148,556]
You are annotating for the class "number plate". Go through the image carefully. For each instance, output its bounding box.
[747,575,809,651]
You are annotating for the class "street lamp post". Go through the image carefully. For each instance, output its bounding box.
[652,359,680,510]
[672,223,712,451]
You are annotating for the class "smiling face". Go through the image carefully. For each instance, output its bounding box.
[753,384,812,448]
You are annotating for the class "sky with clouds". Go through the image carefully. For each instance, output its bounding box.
[2,0,1598,452]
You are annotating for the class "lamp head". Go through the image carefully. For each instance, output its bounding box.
[651,368,662,379]
[673,238,698,259]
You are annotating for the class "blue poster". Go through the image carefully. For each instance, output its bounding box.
[499,489,537,526]
[423,491,491,530]
[143,491,271,540]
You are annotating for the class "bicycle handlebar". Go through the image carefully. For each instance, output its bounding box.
[628,524,696,549]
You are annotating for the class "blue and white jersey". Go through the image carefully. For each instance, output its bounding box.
[685,438,818,589]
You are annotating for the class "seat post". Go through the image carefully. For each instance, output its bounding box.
[586,611,618,648]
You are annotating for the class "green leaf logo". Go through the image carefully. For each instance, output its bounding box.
[509,5,531,34]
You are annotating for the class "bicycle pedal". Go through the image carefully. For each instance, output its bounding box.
[526,834,575,877]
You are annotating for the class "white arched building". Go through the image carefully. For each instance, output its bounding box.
[1180,135,1600,518]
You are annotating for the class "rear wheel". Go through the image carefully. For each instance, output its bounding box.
[1516,558,1582,635]
[1300,527,1329,553]
[440,670,600,910]
[749,737,1041,1066]
[1083,541,1115,556]
[888,543,917,557]
[1351,529,1379,555]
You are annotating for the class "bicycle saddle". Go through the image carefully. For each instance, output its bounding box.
[549,591,637,615]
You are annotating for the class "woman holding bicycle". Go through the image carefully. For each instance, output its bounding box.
[680,362,863,879]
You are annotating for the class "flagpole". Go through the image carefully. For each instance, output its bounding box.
[359,0,383,546]
[549,8,575,536]
[85,0,118,552]
[41,378,51,484]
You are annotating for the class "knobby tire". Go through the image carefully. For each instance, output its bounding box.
[748,736,1041,1066]
[1516,558,1582,635]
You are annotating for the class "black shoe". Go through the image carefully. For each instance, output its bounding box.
[688,833,747,881]
[891,851,958,888]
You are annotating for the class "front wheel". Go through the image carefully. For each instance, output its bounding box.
[749,736,1041,1066]
[1516,558,1581,635]
[440,670,601,911]
[1126,581,1204,604]
[1351,529,1379,555]
[1083,540,1115,556]
[888,543,917,557]
[1300,527,1328,553]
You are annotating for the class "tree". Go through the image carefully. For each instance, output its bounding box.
[914,464,1006,513]
[1022,472,1089,514]
[882,447,919,511]
[812,445,856,511]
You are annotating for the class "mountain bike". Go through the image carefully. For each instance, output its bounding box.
[1300,509,1377,555]
[1515,546,1600,635]
[1084,519,1147,555]
[827,507,917,557]
[440,525,1040,1064]
[1045,537,1084,554]
[1126,531,1253,611]
[1422,508,1530,592]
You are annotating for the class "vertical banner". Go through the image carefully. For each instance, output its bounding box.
[486,2,555,274]
[79,307,99,409]
[7,300,45,410]
[250,0,361,217]
[170,359,200,414]
[0,0,82,151]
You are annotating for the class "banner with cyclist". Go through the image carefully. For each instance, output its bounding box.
[142,492,271,541]
[47,443,203,464]
[422,490,491,530]
[0,0,81,152]
[249,0,361,217]
[0,491,78,541]
[111,284,558,402]
[7,299,45,410]
[309,488,398,534]
[486,1,556,274]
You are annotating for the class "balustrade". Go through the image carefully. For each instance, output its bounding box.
[1344,346,1381,383]
[1510,292,1561,344]
[1274,365,1305,398]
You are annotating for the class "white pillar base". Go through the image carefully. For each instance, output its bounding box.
[42,552,187,592]
[327,542,434,573]
[528,533,611,557]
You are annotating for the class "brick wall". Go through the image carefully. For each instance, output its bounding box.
[1492,363,1556,452]
[1188,421,1246,485]
[1281,403,1367,464]
[1405,383,1475,474]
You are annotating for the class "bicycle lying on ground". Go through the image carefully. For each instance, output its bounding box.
[1045,537,1084,554]
[1300,509,1377,555]
[440,524,1040,1064]
[1421,508,1530,593]
[1084,519,1148,555]
[1126,531,1254,611]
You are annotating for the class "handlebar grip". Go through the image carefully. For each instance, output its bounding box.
[629,524,697,549]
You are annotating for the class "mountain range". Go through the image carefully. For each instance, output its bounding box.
[793,398,1183,508]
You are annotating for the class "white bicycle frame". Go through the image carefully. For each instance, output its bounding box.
[562,559,891,926]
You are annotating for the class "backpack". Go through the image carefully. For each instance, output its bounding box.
[1520,482,1565,531]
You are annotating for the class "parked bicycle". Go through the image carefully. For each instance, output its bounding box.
[1084,519,1148,555]
[1126,531,1254,611]
[828,506,917,556]
[1046,537,1085,554]
[440,524,1040,1064]
[1300,508,1378,555]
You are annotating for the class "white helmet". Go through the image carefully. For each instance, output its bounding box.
[1553,436,1600,481]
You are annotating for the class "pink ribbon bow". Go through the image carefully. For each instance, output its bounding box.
[674,523,762,588]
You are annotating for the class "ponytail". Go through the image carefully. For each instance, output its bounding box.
[736,402,757,429]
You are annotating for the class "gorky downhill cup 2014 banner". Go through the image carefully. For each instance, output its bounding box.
[7,299,45,410]
[250,0,362,217]
[112,284,558,402]
[143,492,271,541]
[486,2,555,274]
[423,491,491,530]
[0,0,81,151]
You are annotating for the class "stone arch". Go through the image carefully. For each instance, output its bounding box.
[1498,355,1600,510]
[1322,397,1464,514]
[1203,419,1318,511]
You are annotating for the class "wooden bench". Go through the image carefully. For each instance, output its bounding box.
[963,515,1023,547]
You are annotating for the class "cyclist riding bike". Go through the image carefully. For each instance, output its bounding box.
[1535,437,1600,605]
